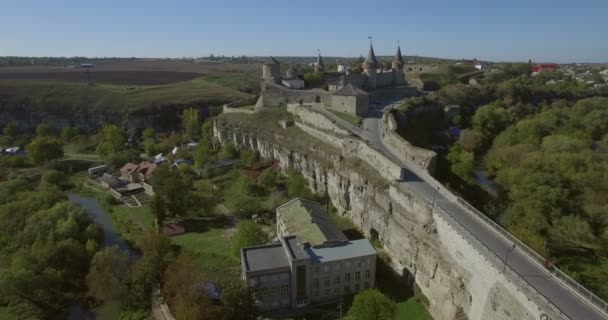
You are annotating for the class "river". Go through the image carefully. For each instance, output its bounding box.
[66,194,140,319]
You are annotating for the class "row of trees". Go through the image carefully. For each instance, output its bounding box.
[0,178,103,319]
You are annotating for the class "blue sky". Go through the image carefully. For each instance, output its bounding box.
[1,0,607,62]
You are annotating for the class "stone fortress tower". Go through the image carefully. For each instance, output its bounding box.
[262,57,281,84]
[391,42,406,86]
[362,42,381,89]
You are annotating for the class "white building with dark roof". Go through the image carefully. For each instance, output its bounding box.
[241,199,377,311]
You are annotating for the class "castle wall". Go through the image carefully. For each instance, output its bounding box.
[381,111,437,174]
[213,117,562,320]
[260,83,331,107]
[331,95,369,117]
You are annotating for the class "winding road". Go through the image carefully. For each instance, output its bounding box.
[356,100,607,320]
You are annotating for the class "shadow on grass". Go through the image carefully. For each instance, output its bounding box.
[181,215,233,233]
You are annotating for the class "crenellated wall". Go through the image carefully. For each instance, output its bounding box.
[214,113,561,320]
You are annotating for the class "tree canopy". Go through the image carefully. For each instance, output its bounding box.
[347,289,396,320]
[230,220,267,257]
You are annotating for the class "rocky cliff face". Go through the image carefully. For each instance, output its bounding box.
[214,114,555,320]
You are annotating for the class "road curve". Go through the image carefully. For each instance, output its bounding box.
[360,100,607,320]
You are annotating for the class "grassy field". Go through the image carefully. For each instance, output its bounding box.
[328,110,362,126]
[0,77,252,113]
[419,73,457,87]
[171,228,240,281]
[0,307,16,320]
[395,298,433,320]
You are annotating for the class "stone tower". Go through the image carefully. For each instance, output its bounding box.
[314,51,325,73]
[286,66,297,79]
[262,57,281,84]
[392,43,405,85]
[362,42,380,90]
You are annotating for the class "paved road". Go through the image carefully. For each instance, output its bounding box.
[358,101,607,320]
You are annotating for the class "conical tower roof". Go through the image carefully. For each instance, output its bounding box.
[316,51,324,68]
[392,45,404,65]
[362,43,380,69]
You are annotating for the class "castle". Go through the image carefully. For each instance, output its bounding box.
[256,42,410,116]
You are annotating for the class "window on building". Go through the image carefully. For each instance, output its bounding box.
[262,288,269,297]
[355,284,360,292]
[355,271,360,280]
[344,285,351,293]
[324,278,330,286]
[281,285,289,294]
[272,287,278,296]
[365,270,370,279]
[335,276,340,284]
[334,287,340,294]
[345,273,351,282]
[313,266,319,274]
[324,289,330,296]
[313,279,319,289]
[313,290,319,297]
[364,282,370,289]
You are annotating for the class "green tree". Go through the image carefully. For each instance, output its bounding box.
[86,246,131,303]
[472,102,513,146]
[143,138,157,156]
[231,220,267,257]
[182,108,201,139]
[258,168,277,188]
[447,144,476,185]
[35,123,52,136]
[303,72,323,88]
[26,136,64,164]
[219,143,238,160]
[286,170,311,198]
[61,126,79,141]
[142,128,155,140]
[151,193,167,229]
[3,122,18,139]
[347,289,396,320]
[194,143,212,167]
[220,279,257,320]
[96,125,125,158]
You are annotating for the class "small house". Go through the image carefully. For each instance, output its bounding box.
[99,173,124,190]
[136,161,158,182]
[120,163,140,182]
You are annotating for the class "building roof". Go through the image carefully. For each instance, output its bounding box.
[242,243,290,272]
[99,173,123,188]
[283,235,311,260]
[120,162,139,174]
[137,161,158,178]
[363,43,380,68]
[263,56,280,65]
[392,45,404,65]
[307,239,376,263]
[332,84,368,97]
[276,198,347,246]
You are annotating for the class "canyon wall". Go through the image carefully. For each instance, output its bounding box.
[214,114,560,320]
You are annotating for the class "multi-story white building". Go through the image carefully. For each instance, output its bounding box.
[241,199,377,311]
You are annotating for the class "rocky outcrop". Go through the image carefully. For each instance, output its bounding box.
[214,113,559,320]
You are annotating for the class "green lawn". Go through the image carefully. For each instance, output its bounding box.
[395,298,433,320]
[328,110,362,126]
[0,307,17,320]
[171,228,240,281]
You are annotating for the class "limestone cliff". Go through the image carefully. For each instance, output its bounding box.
[214,111,558,320]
